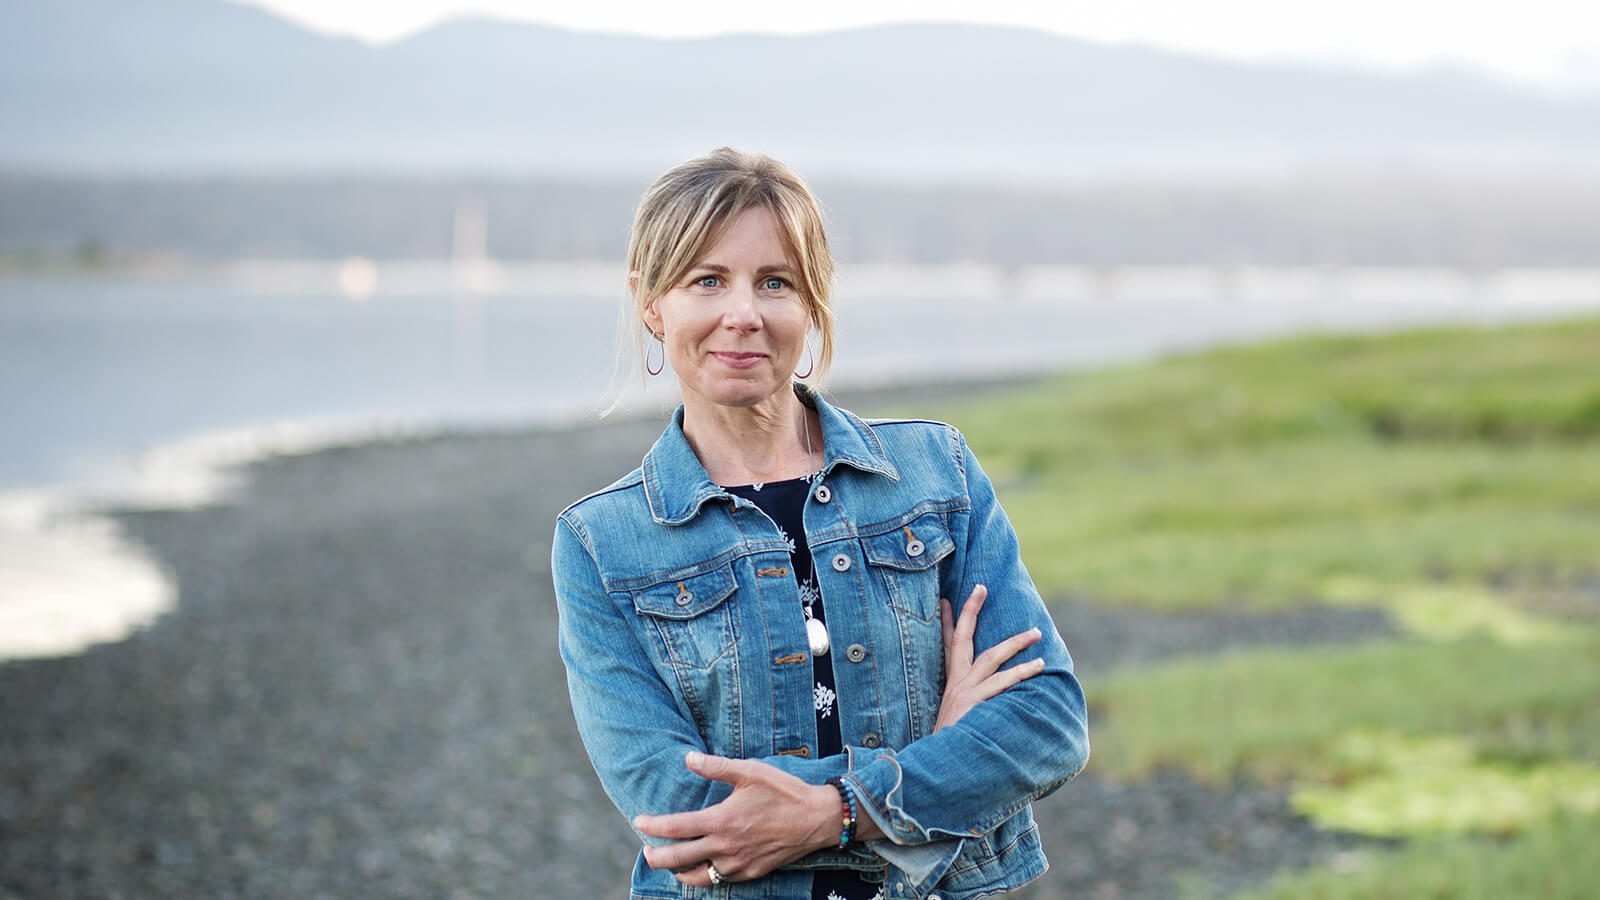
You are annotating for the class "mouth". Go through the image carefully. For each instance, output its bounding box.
[710,351,768,369]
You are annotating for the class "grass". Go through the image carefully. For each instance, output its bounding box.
[932,315,1600,610]
[1084,635,1600,785]
[1235,813,1600,900]
[916,315,1600,895]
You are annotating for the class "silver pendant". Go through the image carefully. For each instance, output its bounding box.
[806,617,831,657]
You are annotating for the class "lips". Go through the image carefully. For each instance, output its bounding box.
[710,351,767,369]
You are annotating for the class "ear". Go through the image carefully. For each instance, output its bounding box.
[632,271,664,337]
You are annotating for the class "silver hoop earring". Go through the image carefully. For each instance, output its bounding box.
[795,340,814,380]
[645,331,665,376]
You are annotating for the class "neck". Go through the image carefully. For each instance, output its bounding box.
[681,385,821,486]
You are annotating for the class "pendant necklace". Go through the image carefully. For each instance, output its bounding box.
[799,407,831,657]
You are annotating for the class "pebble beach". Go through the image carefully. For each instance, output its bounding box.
[0,380,1392,899]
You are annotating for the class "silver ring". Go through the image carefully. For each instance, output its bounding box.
[707,861,724,885]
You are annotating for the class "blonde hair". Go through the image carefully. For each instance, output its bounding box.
[606,147,836,413]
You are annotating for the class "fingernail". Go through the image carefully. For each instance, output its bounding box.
[685,750,703,766]
[1033,658,1046,669]
[1031,627,1042,637]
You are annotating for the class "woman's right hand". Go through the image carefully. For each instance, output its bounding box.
[934,584,1046,732]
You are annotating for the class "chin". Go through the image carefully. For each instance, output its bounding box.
[694,375,790,409]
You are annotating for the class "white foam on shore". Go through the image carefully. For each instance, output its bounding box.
[0,489,174,660]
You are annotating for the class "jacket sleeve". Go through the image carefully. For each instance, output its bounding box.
[551,514,877,870]
[839,428,1091,891]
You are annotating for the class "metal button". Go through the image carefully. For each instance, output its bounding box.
[906,538,925,557]
[674,590,693,606]
[862,732,881,749]
[846,643,866,663]
[814,484,831,503]
[831,553,851,572]
[895,883,905,893]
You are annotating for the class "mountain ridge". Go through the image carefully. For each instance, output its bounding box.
[2,1,1594,176]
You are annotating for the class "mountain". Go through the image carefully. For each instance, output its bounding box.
[2,0,1596,176]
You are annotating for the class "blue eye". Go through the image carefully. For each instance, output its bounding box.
[763,277,789,291]
[695,275,720,288]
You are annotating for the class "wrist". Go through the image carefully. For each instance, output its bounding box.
[806,783,845,852]
[823,776,859,848]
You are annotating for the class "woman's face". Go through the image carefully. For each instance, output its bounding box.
[642,205,812,410]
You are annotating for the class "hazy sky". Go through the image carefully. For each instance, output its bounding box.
[240,1,1599,89]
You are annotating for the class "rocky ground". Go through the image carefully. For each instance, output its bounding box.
[1,383,1393,898]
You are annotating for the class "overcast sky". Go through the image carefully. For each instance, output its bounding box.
[239,0,1600,90]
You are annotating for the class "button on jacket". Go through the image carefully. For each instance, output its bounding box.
[552,383,1090,900]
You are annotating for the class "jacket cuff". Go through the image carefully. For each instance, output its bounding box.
[841,746,965,895]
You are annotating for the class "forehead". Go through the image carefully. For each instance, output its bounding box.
[693,206,797,268]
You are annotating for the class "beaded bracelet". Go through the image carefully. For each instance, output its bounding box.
[825,776,858,848]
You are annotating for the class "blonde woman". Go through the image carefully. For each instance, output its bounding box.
[552,147,1088,899]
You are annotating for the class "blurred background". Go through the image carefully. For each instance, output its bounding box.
[2,1,1598,897]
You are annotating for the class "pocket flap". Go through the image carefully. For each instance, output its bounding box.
[862,516,954,572]
[631,564,738,620]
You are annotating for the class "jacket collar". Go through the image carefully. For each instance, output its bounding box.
[642,382,900,526]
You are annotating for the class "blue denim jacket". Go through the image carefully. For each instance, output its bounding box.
[552,384,1089,900]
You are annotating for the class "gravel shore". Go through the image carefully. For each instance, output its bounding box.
[1,382,1389,899]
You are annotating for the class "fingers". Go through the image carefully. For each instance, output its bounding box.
[635,807,712,841]
[634,753,749,840]
[972,654,1047,702]
[969,626,1043,681]
[955,584,988,646]
[638,834,716,872]
[998,655,1048,689]
[683,750,753,785]
[674,866,714,888]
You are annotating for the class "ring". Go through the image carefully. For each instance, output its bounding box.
[707,861,724,885]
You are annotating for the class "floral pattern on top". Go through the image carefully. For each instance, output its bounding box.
[723,472,880,900]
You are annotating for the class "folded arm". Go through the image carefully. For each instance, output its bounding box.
[837,432,1090,889]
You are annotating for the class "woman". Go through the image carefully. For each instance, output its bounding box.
[552,147,1088,899]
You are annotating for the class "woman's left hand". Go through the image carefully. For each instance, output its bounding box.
[634,751,845,887]
[934,583,1046,732]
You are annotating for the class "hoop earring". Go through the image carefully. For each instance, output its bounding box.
[795,339,814,380]
[645,331,665,376]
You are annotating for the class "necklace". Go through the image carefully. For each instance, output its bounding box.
[807,615,831,657]
[801,405,817,473]
[800,403,831,656]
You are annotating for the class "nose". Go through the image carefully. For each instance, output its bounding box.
[722,282,761,332]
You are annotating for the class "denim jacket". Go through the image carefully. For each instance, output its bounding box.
[552,384,1089,900]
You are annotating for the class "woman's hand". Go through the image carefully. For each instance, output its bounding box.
[934,584,1046,732]
[635,751,871,887]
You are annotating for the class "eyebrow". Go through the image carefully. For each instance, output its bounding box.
[690,263,796,275]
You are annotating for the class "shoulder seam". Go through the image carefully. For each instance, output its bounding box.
[556,469,645,520]
[554,511,599,560]
[861,416,955,429]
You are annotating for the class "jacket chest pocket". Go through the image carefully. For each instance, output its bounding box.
[630,564,740,671]
[862,514,956,624]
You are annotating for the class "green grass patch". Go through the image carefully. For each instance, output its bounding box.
[924,315,1600,610]
[1290,732,1600,837]
[1235,814,1600,900]
[1086,635,1600,785]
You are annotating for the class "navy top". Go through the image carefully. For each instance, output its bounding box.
[724,473,879,900]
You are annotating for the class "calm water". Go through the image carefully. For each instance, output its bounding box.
[3,261,1598,491]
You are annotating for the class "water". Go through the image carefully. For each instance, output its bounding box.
[2,260,1597,659]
